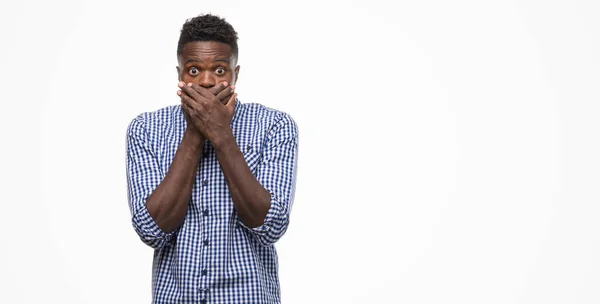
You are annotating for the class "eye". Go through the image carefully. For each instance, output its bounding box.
[188,67,199,76]
[215,67,226,75]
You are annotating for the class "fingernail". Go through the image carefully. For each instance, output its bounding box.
[223,81,228,86]
[177,90,181,96]
[231,85,235,90]
[187,83,192,87]
[178,82,184,88]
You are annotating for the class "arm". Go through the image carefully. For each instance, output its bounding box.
[126,116,204,249]
[214,114,299,246]
[178,83,298,245]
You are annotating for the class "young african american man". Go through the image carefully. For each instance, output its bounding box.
[125,14,299,304]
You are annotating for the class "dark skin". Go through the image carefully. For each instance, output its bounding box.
[146,41,271,233]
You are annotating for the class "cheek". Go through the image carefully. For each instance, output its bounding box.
[180,74,193,82]
[217,74,234,83]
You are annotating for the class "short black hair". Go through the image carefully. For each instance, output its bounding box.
[177,14,239,60]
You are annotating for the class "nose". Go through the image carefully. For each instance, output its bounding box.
[198,71,215,88]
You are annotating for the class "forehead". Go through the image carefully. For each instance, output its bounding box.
[179,41,234,62]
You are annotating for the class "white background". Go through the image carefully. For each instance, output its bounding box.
[1,0,599,303]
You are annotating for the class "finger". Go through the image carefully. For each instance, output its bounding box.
[180,83,205,101]
[180,84,199,101]
[186,83,214,100]
[182,104,193,119]
[180,91,199,113]
[181,101,199,123]
[180,98,190,115]
[180,94,191,109]
[215,85,234,104]
[226,93,237,112]
[208,81,229,96]
[181,102,192,119]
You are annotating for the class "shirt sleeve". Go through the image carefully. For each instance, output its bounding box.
[126,116,177,249]
[238,113,299,246]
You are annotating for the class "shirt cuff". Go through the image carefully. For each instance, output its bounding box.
[133,202,177,243]
[238,195,284,234]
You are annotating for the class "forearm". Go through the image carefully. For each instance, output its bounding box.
[146,129,204,232]
[214,134,271,228]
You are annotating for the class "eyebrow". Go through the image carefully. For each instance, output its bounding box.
[185,58,230,65]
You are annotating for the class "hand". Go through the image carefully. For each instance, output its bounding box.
[207,82,236,105]
[178,81,234,136]
[178,82,237,146]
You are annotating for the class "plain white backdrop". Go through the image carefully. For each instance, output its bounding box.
[1,0,599,303]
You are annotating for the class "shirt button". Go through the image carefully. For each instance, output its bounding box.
[204,240,209,246]
[202,179,208,186]
[246,144,252,152]
[203,209,209,217]
[200,300,207,304]
[201,269,207,276]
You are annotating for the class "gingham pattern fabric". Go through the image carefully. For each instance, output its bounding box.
[126,100,298,304]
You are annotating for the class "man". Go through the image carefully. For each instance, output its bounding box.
[126,14,298,304]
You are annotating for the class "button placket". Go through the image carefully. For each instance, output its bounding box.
[198,149,212,301]
[200,287,210,303]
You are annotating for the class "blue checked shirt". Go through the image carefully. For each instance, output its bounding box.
[126,100,298,304]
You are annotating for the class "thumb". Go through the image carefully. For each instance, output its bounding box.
[226,93,237,112]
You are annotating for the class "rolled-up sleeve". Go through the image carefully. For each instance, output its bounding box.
[126,116,176,249]
[239,114,299,246]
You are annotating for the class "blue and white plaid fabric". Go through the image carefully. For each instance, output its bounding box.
[126,100,299,304]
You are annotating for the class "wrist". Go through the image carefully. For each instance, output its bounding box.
[212,130,236,152]
[183,127,205,150]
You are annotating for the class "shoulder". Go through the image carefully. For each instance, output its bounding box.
[127,105,184,137]
[239,102,298,136]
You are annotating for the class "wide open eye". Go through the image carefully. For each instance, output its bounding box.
[189,67,199,76]
[215,67,226,75]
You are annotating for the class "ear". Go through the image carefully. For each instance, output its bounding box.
[176,66,181,81]
[233,65,240,85]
